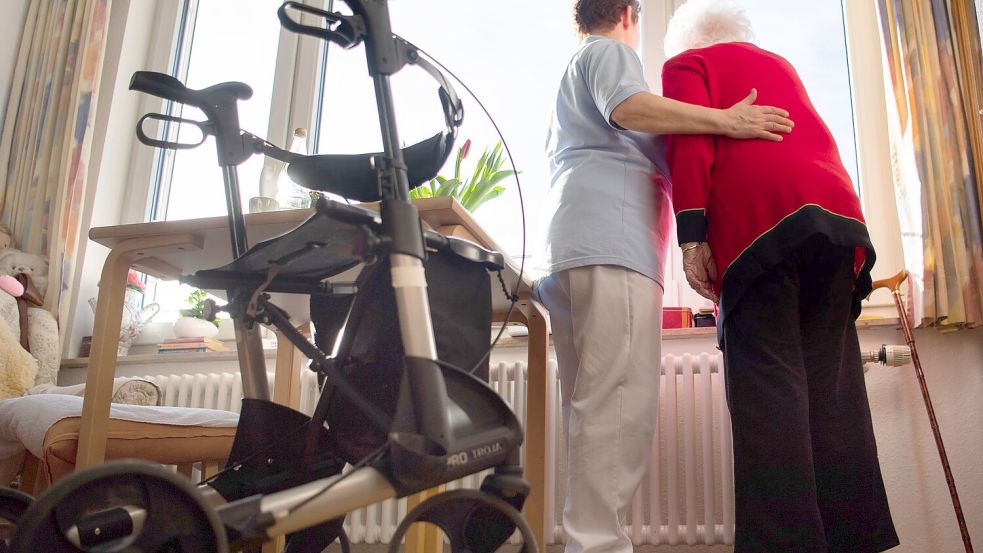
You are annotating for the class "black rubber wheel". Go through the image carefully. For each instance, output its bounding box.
[0,488,33,553]
[387,489,538,553]
[10,460,228,552]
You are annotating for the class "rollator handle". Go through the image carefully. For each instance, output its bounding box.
[332,0,401,75]
[135,112,210,150]
[129,71,253,166]
[129,71,252,108]
[277,1,363,49]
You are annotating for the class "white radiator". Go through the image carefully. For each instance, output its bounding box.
[147,353,734,546]
[148,371,322,414]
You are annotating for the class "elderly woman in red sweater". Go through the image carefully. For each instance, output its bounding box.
[661,1,898,551]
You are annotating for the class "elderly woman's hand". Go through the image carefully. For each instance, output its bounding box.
[681,242,718,303]
[722,89,794,142]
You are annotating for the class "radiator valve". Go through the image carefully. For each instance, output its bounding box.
[862,344,912,372]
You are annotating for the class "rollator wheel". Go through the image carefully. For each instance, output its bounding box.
[387,489,538,553]
[10,460,228,553]
[0,488,33,553]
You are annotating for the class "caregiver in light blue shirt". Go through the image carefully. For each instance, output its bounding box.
[533,4,793,553]
[544,35,671,284]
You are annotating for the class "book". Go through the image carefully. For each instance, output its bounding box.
[157,337,228,353]
[157,344,228,353]
[157,347,209,354]
[162,336,223,346]
[157,344,229,351]
[159,336,226,351]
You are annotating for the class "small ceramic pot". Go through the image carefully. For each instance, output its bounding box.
[173,316,219,339]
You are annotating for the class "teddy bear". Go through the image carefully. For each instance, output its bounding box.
[0,233,58,392]
[0,248,48,300]
[0,274,39,400]
[0,223,11,250]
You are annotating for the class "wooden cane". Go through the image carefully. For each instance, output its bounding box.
[870,270,974,553]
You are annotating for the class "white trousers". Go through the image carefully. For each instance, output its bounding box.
[535,265,663,553]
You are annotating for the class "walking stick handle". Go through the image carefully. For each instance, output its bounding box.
[871,270,908,293]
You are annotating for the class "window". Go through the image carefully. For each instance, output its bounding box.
[132,0,887,319]
[139,0,579,317]
[738,0,860,188]
[154,2,281,222]
[318,1,580,261]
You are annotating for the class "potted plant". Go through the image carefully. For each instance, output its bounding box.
[173,288,220,338]
[409,139,516,212]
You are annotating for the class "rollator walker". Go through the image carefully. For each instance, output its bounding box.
[6,2,536,551]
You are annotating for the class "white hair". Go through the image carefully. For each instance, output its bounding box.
[663,0,754,59]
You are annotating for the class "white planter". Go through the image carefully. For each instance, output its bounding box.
[173,316,220,339]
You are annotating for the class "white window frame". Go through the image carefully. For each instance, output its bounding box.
[111,0,904,333]
[115,0,330,342]
[120,0,327,226]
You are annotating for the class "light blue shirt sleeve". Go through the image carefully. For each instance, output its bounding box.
[582,40,650,129]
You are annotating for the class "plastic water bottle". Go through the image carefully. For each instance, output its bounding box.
[276,128,312,209]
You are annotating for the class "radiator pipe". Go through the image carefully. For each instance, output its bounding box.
[872,270,974,553]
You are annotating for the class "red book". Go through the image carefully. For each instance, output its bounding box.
[663,307,694,329]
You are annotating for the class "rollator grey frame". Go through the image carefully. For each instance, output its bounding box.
[6,1,535,551]
[17,1,536,550]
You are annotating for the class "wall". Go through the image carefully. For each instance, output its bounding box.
[0,0,30,132]
[863,326,983,553]
[487,324,983,553]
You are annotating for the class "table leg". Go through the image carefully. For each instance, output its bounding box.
[76,234,202,470]
[517,296,551,550]
[405,486,445,553]
[273,323,309,410]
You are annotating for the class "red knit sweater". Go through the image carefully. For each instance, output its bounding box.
[661,42,874,318]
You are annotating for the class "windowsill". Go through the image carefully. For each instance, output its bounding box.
[61,318,904,367]
[61,349,278,370]
[492,316,903,348]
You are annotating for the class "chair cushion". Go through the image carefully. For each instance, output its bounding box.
[41,416,236,486]
[0,394,239,489]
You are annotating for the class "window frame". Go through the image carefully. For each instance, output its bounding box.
[117,0,330,332]
[121,0,327,227]
[119,0,903,320]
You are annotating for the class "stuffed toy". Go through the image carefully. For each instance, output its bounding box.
[0,248,48,299]
[0,224,12,250]
[0,237,58,389]
[0,276,38,400]
[0,275,23,298]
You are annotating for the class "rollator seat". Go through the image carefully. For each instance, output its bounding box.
[286,132,454,202]
[181,198,504,294]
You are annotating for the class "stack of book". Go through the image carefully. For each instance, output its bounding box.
[157,336,228,354]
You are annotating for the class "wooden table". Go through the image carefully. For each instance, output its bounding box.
[81,197,552,550]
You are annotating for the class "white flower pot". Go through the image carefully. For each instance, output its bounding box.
[173,316,219,339]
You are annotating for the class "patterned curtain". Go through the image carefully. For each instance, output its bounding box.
[0,0,112,340]
[877,0,983,330]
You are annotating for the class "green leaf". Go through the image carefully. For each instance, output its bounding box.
[411,140,514,212]
[464,186,505,212]
[436,177,462,197]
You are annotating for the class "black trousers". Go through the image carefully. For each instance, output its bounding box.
[722,237,899,553]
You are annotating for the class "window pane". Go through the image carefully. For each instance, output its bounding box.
[159,1,281,222]
[738,0,860,188]
[317,1,580,261]
[148,2,282,319]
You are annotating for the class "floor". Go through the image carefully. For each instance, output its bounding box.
[326,544,735,553]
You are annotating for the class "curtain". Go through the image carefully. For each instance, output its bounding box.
[877,0,983,330]
[0,0,112,340]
